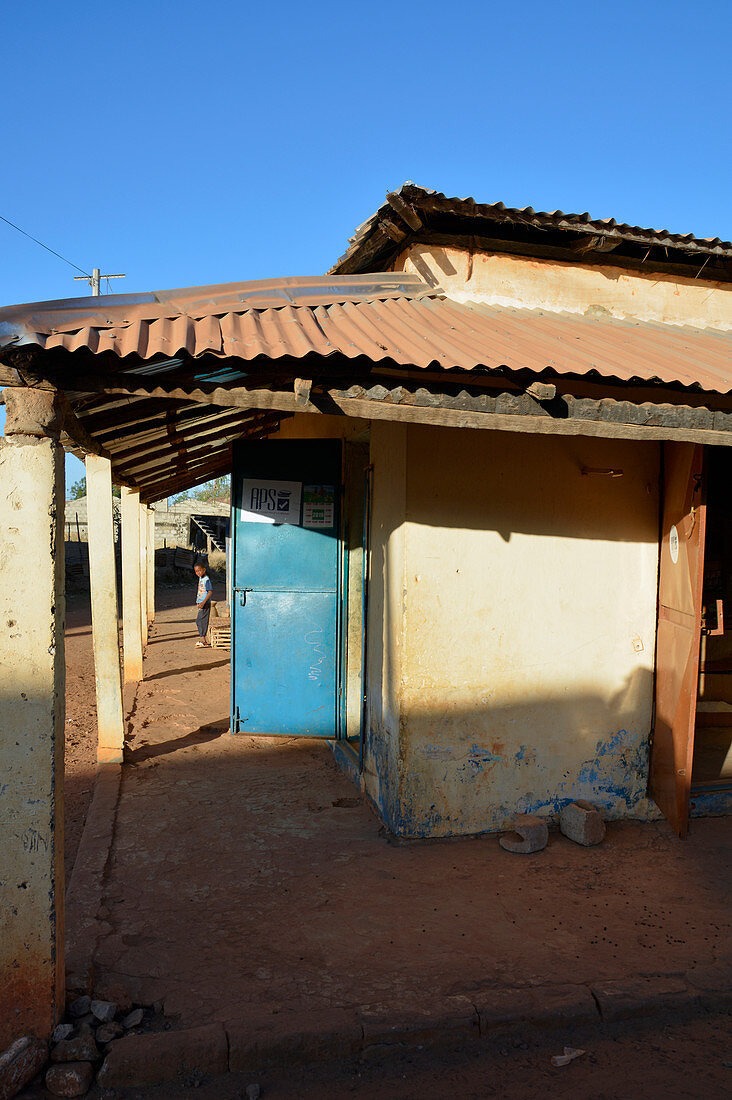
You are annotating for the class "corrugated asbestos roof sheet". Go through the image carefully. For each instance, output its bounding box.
[329,183,732,274]
[1,272,730,392]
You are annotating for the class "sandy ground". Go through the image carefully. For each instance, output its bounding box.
[79,603,731,1031]
[60,583,732,1098]
[64,590,101,880]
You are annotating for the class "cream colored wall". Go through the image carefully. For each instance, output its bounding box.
[397,243,732,330]
[367,424,661,836]
[362,420,407,820]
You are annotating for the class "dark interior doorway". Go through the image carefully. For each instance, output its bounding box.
[693,447,732,791]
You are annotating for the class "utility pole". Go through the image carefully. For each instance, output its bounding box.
[74,267,126,296]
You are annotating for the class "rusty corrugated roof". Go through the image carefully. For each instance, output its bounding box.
[329,183,732,276]
[1,273,730,392]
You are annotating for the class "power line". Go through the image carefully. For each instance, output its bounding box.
[0,212,90,277]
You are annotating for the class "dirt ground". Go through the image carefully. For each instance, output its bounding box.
[20,1014,732,1098]
[77,603,730,1024]
[63,575,225,879]
[64,590,102,880]
[61,582,732,1098]
[92,1015,732,1099]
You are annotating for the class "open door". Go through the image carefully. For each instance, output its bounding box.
[649,442,706,837]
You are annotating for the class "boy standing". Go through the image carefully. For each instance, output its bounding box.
[194,561,213,647]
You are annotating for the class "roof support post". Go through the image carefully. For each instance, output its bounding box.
[146,507,155,626]
[120,487,143,684]
[85,454,124,764]
[139,503,149,646]
[0,388,66,1046]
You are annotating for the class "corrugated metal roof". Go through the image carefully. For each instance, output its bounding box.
[330,183,732,275]
[1,273,730,392]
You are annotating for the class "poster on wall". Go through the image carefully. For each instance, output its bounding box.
[241,479,302,524]
[303,485,335,529]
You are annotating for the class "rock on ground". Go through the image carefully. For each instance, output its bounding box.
[559,800,606,846]
[50,1034,99,1064]
[51,1025,75,1044]
[0,1035,48,1100]
[96,1022,124,1044]
[90,1000,117,1023]
[499,814,549,854]
[122,1009,144,1029]
[45,1061,95,1097]
[69,997,91,1019]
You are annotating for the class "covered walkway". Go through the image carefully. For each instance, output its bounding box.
[78,598,731,1035]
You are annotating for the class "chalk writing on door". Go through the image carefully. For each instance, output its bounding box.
[305,626,326,681]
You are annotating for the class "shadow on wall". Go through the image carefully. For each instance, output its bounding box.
[407,430,660,544]
[364,427,663,839]
[365,667,657,839]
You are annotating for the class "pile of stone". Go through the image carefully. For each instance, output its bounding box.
[44,994,145,1097]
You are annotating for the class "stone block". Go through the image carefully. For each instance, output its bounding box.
[228,1009,362,1071]
[96,1023,124,1044]
[0,1035,48,1100]
[90,1000,117,1023]
[45,1061,94,1097]
[121,1008,144,1030]
[51,1034,100,1064]
[359,994,479,1049]
[591,976,696,1021]
[474,984,597,1032]
[499,814,548,853]
[559,801,606,846]
[52,1025,75,1044]
[97,1024,227,1088]
[69,997,91,1019]
[3,388,63,439]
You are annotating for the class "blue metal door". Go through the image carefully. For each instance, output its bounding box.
[231,440,343,737]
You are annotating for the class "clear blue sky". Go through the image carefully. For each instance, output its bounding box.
[1,0,730,487]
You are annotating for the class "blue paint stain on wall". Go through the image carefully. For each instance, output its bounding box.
[691,789,732,817]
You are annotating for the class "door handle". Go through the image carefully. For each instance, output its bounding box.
[234,586,252,607]
[703,598,724,636]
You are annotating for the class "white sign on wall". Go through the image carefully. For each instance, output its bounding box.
[241,479,302,524]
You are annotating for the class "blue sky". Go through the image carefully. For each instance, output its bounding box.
[1,0,730,488]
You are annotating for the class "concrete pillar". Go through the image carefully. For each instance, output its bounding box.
[0,388,65,1047]
[146,507,155,625]
[121,487,143,683]
[139,502,148,647]
[85,455,124,764]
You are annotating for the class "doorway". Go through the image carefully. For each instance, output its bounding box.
[230,439,344,737]
[693,447,732,793]
[650,441,732,837]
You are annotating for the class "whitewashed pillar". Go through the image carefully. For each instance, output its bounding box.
[85,455,124,763]
[139,501,148,647]
[146,506,155,625]
[0,388,65,1046]
[121,487,143,683]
